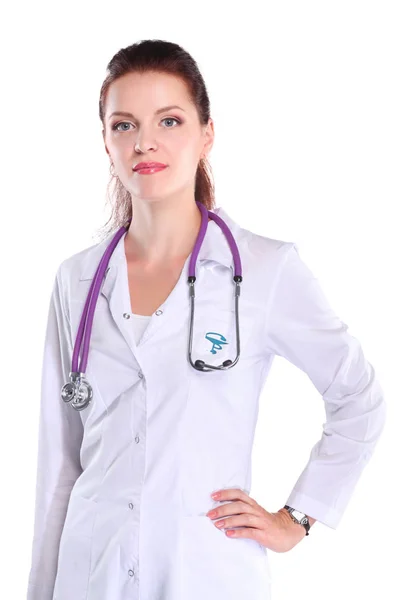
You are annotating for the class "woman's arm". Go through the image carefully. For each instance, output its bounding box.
[26,264,84,600]
[263,243,387,530]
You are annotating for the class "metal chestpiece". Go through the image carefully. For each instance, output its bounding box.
[61,371,93,411]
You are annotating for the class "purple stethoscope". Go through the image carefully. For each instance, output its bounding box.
[61,201,243,411]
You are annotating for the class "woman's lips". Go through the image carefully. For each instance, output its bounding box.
[134,165,167,174]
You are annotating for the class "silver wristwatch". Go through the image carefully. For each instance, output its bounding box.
[284,505,310,536]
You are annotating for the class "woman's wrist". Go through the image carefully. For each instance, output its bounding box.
[279,507,317,528]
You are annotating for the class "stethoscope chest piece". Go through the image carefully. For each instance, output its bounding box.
[61,371,93,411]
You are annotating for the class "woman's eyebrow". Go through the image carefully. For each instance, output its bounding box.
[108,105,186,120]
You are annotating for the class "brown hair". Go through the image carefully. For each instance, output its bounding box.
[95,39,215,242]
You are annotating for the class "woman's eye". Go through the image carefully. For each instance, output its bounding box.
[112,122,132,132]
[161,117,181,128]
[112,117,181,132]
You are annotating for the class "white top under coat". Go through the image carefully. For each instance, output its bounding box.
[130,313,151,346]
[26,205,386,600]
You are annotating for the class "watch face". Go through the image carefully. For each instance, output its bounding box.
[292,509,306,522]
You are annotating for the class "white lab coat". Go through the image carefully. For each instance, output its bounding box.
[26,205,386,600]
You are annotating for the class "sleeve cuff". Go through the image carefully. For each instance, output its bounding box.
[285,490,343,529]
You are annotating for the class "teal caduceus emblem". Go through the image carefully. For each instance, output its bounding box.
[205,332,229,354]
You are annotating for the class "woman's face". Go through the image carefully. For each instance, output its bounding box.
[102,70,214,203]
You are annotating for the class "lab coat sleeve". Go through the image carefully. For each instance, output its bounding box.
[26,264,84,600]
[264,243,387,530]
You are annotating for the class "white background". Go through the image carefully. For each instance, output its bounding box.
[1,1,398,598]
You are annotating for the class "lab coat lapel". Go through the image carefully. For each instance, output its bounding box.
[78,229,140,373]
[101,258,138,356]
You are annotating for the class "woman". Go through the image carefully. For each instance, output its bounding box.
[27,39,386,600]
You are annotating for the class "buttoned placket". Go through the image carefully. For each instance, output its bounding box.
[118,305,165,585]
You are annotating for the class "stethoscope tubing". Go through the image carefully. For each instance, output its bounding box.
[61,201,243,410]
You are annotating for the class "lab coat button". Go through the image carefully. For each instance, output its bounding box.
[123,313,131,319]
[138,371,143,379]
[135,435,140,443]
[155,309,163,315]
[128,569,134,577]
[129,503,134,509]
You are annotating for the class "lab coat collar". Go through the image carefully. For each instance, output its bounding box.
[78,205,242,281]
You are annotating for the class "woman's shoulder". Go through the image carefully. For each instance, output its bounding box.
[57,232,115,283]
[217,204,296,260]
[57,241,99,283]
[237,220,297,274]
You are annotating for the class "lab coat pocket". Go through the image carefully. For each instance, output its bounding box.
[190,305,256,369]
[53,495,97,600]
